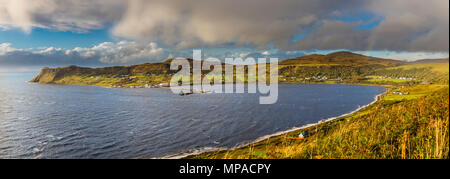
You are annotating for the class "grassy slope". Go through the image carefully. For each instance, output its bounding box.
[189,63,449,159]
[388,63,450,73]
[30,63,173,88]
[279,51,403,66]
[190,85,449,159]
[372,62,449,85]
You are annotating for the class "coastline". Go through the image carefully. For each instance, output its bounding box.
[27,72,391,159]
[161,85,388,159]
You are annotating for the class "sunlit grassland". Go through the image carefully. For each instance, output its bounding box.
[388,63,449,74]
[323,80,339,84]
[371,62,449,85]
[383,85,447,101]
[190,85,449,159]
[363,76,415,84]
[54,74,170,88]
[366,77,412,83]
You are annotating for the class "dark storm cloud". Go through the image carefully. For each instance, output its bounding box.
[1,0,449,63]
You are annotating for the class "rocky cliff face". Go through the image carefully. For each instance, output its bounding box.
[29,62,174,84]
[30,59,196,84]
[30,65,94,83]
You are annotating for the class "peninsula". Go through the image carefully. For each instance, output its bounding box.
[32,51,440,88]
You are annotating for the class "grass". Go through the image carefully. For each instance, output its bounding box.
[53,74,171,88]
[372,62,449,84]
[383,85,447,101]
[367,78,412,83]
[388,63,450,74]
[189,85,449,159]
[364,75,414,83]
[323,80,339,84]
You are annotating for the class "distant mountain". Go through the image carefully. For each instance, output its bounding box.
[409,58,449,64]
[280,51,405,66]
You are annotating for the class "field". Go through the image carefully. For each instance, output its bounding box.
[383,85,447,101]
[364,76,413,83]
[388,63,449,74]
[373,62,449,84]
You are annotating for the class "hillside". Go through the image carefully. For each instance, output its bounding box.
[30,61,175,87]
[186,57,450,159]
[372,61,449,84]
[189,85,449,159]
[279,51,405,66]
[410,58,449,64]
[31,51,409,88]
[276,51,410,84]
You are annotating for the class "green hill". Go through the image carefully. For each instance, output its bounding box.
[279,51,405,66]
[31,51,409,87]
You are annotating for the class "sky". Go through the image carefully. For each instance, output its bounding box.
[0,0,449,68]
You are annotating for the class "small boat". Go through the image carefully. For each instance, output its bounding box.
[179,91,194,96]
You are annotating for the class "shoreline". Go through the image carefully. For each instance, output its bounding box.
[28,75,390,159]
[29,80,393,90]
[161,85,388,159]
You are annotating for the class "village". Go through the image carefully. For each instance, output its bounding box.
[279,75,342,82]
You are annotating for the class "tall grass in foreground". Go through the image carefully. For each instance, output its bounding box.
[193,87,449,159]
[296,88,448,159]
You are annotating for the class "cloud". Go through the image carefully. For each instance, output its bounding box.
[0,41,168,67]
[234,50,307,61]
[0,42,18,55]
[0,0,124,33]
[291,0,449,52]
[291,20,371,50]
[261,51,270,56]
[365,51,449,62]
[2,42,448,68]
[70,41,166,64]
[0,0,448,52]
[366,0,449,52]
[112,0,332,49]
[111,0,449,52]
